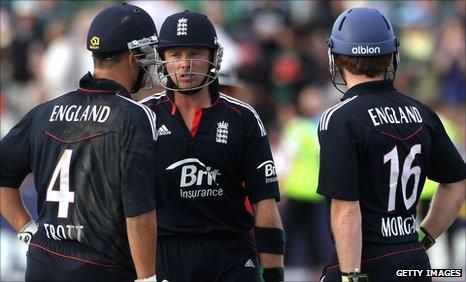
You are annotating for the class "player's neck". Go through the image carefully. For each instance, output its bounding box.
[344,70,384,90]
[174,86,211,110]
[93,68,133,93]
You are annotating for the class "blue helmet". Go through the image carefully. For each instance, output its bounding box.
[327,7,400,92]
[328,7,398,56]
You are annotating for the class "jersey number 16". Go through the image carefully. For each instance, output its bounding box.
[383,144,422,212]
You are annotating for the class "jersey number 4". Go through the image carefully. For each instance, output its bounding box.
[383,144,422,212]
[45,149,75,218]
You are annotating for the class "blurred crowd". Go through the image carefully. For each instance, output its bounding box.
[1,1,465,281]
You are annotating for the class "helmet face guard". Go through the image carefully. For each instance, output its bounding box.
[128,35,159,91]
[327,7,400,93]
[156,42,223,92]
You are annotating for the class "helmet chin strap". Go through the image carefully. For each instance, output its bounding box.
[130,67,145,93]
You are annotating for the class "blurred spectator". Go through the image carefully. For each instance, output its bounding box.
[278,85,333,280]
[130,0,184,31]
[434,15,465,104]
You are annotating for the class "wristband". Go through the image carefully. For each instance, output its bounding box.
[254,227,285,254]
[135,274,158,281]
[341,272,368,282]
[262,267,284,282]
[417,226,435,250]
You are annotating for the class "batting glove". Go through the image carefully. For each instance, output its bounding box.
[17,220,38,245]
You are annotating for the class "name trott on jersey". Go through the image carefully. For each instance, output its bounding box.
[49,105,111,123]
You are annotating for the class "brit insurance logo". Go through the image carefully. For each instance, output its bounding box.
[215,121,229,144]
[166,158,223,199]
[256,160,278,184]
[176,17,188,36]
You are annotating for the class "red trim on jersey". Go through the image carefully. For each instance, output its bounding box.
[241,181,254,215]
[326,246,425,270]
[244,197,253,215]
[44,131,104,144]
[220,101,242,116]
[379,125,424,141]
[170,102,177,115]
[190,107,202,137]
[29,243,123,268]
[78,87,114,93]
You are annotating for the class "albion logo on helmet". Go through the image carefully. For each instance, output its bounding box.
[351,46,381,55]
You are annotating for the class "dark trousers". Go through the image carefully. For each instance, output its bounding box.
[282,199,333,268]
[321,242,431,282]
[25,244,135,282]
[157,234,260,282]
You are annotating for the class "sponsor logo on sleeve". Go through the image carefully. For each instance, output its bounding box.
[256,160,278,184]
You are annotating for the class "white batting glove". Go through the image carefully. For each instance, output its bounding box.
[17,220,38,245]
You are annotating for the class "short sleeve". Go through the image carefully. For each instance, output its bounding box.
[0,109,35,188]
[426,111,466,183]
[317,119,359,200]
[241,113,280,203]
[120,106,157,217]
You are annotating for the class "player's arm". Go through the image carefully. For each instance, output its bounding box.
[126,210,156,279]
[419,180,465,244]
[120,105,158,280]
[331,199,362,273]
[0,186,32,231]
[253,199,285,282]
[1,109,38,244]
[419,110,466,248]
[0,186,37,245]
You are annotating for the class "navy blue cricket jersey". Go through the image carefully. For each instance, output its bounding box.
[0,73,157,269]
[317,80,466,244]
[141,89,280,237]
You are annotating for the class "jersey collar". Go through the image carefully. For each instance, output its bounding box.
[78,72,131,98]
[342,79,395,101]
[165,88,221,115]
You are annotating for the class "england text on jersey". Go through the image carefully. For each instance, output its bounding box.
[367,106,422,126]
[49,105,111,123]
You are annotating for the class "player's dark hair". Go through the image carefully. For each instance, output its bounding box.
[92,50,128,69]
[335,54,392,78]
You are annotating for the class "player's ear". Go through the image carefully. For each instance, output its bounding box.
[125,51,136,67]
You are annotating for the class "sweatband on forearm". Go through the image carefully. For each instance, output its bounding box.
[254,226,285,254]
